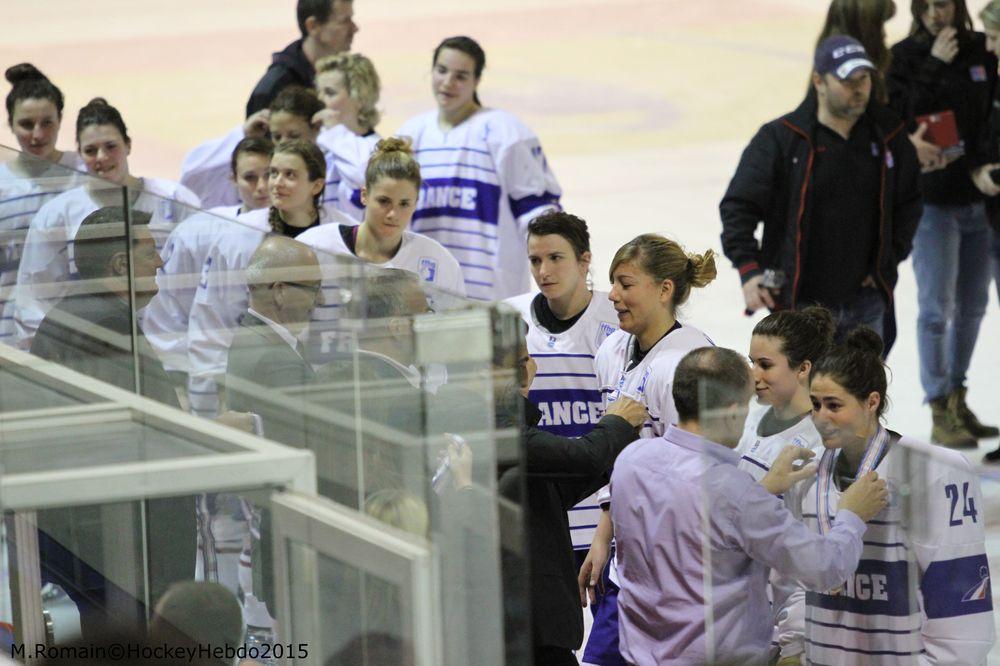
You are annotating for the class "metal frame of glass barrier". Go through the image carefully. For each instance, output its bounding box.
[270,491,439,665]
[0,342,316,649]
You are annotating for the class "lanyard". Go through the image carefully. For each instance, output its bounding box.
[816,424,889,535]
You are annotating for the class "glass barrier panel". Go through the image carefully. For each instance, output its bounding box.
[1,142,528,666]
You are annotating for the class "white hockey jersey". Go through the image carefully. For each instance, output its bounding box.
[595,324,714,440]
[736,402,825,482]
[784,435,995,665]
[10,178,200,346]
[0,154,85,345]
[397,108,561,301]
[506,291,618,549]
[317,125,381,222]
[179,126,243,209]
[296,223,466,297]
[595,322,714,585]
[142,205,243,372]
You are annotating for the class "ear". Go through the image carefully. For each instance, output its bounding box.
[659,278,675,305]
[110,251,128,277]
[310,178,325,198]
[867,390,881,414]
[304,15,320,36]
[272,282,286,308]
[797,359,812,381]
[387,316,409,339]
[579,250,592,270]
[359,186,368,206]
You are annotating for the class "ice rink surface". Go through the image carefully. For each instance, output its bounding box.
[2,0,998,660]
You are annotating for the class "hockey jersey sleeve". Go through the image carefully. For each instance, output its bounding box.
[909,451,995,665]
[12,200,72,344]
[492,116,561,233]
[186,236,253,388]
[179,126,244,209]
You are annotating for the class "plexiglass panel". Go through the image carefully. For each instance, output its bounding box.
[1,140,527,665]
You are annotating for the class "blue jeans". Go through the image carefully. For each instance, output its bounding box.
[993,228,1000,300]
[828,287,886,343]
[912,202,993,401]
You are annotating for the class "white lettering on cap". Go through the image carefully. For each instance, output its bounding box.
[836,58,875,79]
[832,44,866,59]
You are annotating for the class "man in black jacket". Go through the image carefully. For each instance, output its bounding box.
[245,0,358,116]
[720,36,922,347]
[494,345,647,666]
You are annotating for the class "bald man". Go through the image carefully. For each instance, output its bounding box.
[223,236,324,445]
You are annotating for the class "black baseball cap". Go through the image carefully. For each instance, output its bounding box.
[815,35,876,80]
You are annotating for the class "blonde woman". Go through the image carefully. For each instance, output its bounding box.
[314,53,382,221]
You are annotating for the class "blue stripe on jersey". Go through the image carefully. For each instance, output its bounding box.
[444,243,495,256]
[421,162,497,174]
[0,190,63,206]
[805,618,920,635]
[921,553,993,619]
[350,189,363,210]
[0,209,40,224]
[509,191,561,218]
[415,146,491,157]
[740,456,769,473]
[458,262,494,272]
[569,505,601,511]
[862,541,907,549]
[535,372,597,378]
[530,387,603,437]
[413,177,501,226]
[803,513,899,526]
[569,524,598,531]
[806,559,911,616]
[805,639,923,657]
[464,279,494,288]
[532,352,595,359]
[415,226,498,241]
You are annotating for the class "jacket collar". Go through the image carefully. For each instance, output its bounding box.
[785,89,905,140]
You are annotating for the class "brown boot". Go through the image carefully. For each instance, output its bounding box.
[930,398,977,449]
[950,387,1000,439]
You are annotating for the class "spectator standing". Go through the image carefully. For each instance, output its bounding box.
[887,0,1000,448]
[721,37,921,346]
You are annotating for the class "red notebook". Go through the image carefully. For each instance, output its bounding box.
[915,110,965,158]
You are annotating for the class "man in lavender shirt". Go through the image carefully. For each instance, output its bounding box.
[609,347,888,665]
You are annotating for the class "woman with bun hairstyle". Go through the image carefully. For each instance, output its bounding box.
[737,306,836,480]
[10,97,200,347]
[0,64,86,344]
[314,52,382,221]
[776,327,994,664]
[398,36,562,301]
[578,234,718,666]
[2,63,82,172]
[296,137,464,295]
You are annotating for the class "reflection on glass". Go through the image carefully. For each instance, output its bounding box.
[287,540,410,666]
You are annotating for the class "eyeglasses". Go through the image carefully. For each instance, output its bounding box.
[280,281,323,296]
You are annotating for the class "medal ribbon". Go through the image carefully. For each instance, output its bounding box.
[815,425,888,595]
[816,424,888,535]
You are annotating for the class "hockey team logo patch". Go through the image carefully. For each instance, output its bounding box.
[962,567,991,602]
[596,321,616,347]
[419,257,437,282]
